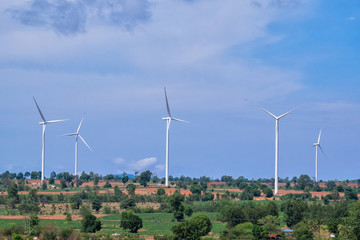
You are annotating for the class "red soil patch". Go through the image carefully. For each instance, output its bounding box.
[208,182,226,186]
[121,188,191,196]
[0,214,106,220]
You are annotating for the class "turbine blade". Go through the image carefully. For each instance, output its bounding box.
[318,145,326,157]
[79,135,92,151]
[244,99,277,119]
[33,97,46,123]
[63,133,77,136]
[318,129,322,143]
[172,117,189,123]
[47,119,69,124]
[164,87,171,117]
[278,105,301,119]
[77,115,85,133]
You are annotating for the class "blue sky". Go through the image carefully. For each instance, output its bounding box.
[0,0,359,181]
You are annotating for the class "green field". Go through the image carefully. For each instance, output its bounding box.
[0,212,226,237]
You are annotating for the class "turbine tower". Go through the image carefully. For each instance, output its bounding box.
[64,115,92,176]
[162,87,189,186]
[313,129,325,182]
[33,97,68,184]
[246,99,299,195]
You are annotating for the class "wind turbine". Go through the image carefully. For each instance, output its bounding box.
[64,115,92,176]
[33,97,68,184]
[246,99,299,195]
[162,87,189,186]
[313,129,325,182]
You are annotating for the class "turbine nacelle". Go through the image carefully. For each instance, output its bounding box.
[162,117,189,123]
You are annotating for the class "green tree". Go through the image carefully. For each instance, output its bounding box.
[93,175,100,186]
[221,222,254,239]
[59,228,73,240]
[258,215,280,233]
[185,206,193,217]
[12,233,24,240]
[30,213,40,228]
[297,175,314,190]
[120,198,136,209]
[219,205,246,228]
[60,179,67,189]
[169,193,185,221]
[79,205,92,217]
[326,180,336,191]
[18,189,40,215]
[345,189,359,201]
[81,213,102,233]
[252,224,269,240]
[264,188,274,198]
[48,177,55,184]
[7,183,19,203]
[293,221,314,240]
[114,185,124,201]
[120,210,143,233]
[126,184,136,196]
[342,201,360,239]
[190,184,202,195]
[70,196,82,210]
[16,172,24,180]
[284,200,308,228]
[157,188,166,195]
[139,170,152,187]
[65,212,72,222]
[171,214,212,240]
[91,197,102,212]
[122,172,129,185]
[103,181,112,188]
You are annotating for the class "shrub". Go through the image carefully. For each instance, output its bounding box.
[264,188,274,198]
[120,210,143,233]
[293,221,314,240]
[12,233,24,240]
[59,228,73,240]
[80,205,92,217]
[120,198,136,209]
[81,213,102,233]
[184,206,193,217]
[171,214,212,240]
[65,212,72,221]
[103,182,112,188]
[42,225,58,240]
[103,206,111,214]
[30,225,42,237]
[2,226,24,237]
[157,188,166,195]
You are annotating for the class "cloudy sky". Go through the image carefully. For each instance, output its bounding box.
[0,0,359,181]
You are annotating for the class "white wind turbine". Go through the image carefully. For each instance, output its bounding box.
[162,87,189,186]
[33,97,68,184]
[64,116,92,176]
[313,129,325,182]
[246,99,299,195]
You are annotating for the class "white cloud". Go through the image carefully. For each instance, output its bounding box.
[155,164,165,171]
[112,158,126,165]
[348,16,355,21]
[128,157,157,171]
[113,157,158,172]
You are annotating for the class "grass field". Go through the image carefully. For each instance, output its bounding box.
[0,212,226,237]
